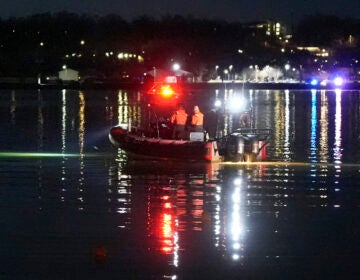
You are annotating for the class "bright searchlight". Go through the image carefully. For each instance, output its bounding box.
[228,96,247,113]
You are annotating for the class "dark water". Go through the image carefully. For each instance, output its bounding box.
[0,88,359,279]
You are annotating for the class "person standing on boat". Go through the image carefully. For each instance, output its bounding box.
[170,104,188,139]
[190,105,204,132]
[239,107,252,128]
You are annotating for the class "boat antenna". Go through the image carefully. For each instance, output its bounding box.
[147,104,160,138]
[153,110,160,138]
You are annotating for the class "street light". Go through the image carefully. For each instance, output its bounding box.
[254,65,259,81]
[172,63,180,71]
[284,64,290,81]
[224,69,229,92]
[229,65,233,81]
[224,69,229,81]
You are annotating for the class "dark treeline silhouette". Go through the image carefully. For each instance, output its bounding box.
[0,12,359,80]
[294,14,360,46]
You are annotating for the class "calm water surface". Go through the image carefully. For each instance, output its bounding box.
[0,88,359,279]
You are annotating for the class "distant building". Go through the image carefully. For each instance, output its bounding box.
[296,46,330,57]
[244,20,288,38]
[58,68,79,82]
[145,68,194,83]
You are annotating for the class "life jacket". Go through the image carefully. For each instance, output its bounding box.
[171,109,188,125]
[191,110,204,126]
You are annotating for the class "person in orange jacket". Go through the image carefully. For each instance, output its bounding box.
[190,105,204,132]
[170,104,188,139]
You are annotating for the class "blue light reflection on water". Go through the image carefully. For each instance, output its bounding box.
[2,87,360,163]
[310,89,317,162]
[0,88,359,279]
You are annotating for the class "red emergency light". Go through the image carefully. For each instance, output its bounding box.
[160,84,175,98]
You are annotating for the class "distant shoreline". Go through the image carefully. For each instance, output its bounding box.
[1,81,360,90]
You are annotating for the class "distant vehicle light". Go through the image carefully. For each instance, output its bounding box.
[310,79,318,86]
[320,80,327,86]
[333,77,343,87]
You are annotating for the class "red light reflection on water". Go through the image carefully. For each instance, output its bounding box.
[161,212,174,253]
[159,196,175,254]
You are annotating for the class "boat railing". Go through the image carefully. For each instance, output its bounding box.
[232,128,272,136]
[229,128,272,142]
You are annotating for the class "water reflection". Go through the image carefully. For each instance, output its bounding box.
[1,88,356,163]
[310,89,317,162]
[78,91,85,209]
[1,152,359,278]
[319,90,329,162]
[10,90,16,125]
[37,90,44,151]
[229,177,245,262]
[0,89,359,278]
[283,90,291,161]
[106,157,359,278]
[334,89,343,164]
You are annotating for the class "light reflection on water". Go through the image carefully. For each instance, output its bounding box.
[2,88,360,162]
[0,88,359,278]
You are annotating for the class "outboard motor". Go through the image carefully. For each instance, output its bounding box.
[237,137,245,154]
[224,135,260,162]
[252,139,259,154]
[224,134,247,162]
[220,128,271,162]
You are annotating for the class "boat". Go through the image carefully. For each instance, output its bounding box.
[109,124,219,161]
[109,123,271,162]
[110,79,271,162]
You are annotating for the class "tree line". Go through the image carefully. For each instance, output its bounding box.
[0,12,359,79]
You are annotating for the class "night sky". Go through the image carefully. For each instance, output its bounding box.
[0,0,359,24]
